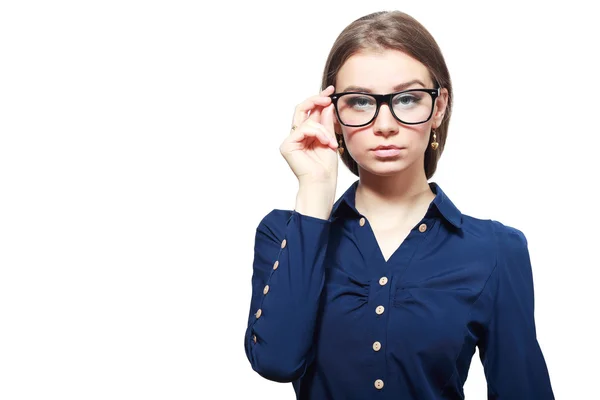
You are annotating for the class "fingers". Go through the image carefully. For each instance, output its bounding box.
[286,85,338,151]
[288,120,338,150]
[320,103,336,140]
[293,85,335,127]
[308,106,322,123]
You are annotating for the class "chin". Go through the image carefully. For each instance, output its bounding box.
[357,159,410,176]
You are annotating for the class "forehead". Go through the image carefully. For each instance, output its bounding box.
[336,49,431,89]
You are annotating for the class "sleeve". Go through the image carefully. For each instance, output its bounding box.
[478,226,554,399]
[244,209,331,383]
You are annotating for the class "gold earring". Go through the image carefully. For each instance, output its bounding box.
[337,134,344,155]
[431,128,439,150]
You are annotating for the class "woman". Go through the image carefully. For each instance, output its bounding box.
[244,10,554,399]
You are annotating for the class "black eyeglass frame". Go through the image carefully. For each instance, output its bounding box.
[329,87,441,127]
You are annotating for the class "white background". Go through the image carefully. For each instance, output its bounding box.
[1,1,598,398]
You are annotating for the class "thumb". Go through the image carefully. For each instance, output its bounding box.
[321,103,335,140]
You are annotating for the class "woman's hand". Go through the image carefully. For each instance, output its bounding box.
[279,85,339,186]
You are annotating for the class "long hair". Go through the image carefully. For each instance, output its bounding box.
[320,11,453,179]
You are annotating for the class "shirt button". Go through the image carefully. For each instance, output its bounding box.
[273,260,279,270]
[379,276,388,286]
[418,223,427,232]
[281,239,287,248]
[263,285,270,295]
[255,309,262,319]
[252,335,257,343]
[375,305,385,315]
[359,217,366,226]
[373,341,381,351]
[374,379,384,390]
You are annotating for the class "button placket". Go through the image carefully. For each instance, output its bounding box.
[369,270,391,391]
[359,215,397,390]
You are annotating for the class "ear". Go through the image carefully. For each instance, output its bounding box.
[432,87,449,128]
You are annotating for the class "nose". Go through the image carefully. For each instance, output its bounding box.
[373,103,399,137]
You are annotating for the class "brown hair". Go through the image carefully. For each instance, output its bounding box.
[320,11,453,179]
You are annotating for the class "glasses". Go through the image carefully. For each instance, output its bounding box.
[329,87,440,127]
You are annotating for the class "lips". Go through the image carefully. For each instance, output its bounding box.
[372,147,404,158]
[373,145,403,150]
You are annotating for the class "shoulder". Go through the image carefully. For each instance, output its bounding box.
[458,215,534,301]
[474,218,531,280]
[488,219,529,258]
[457,213,527,248]
[454,214,530,275]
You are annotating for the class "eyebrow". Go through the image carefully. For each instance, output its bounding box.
[341,79,427,93]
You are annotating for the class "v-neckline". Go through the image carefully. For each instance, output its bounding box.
[352,182,437,265]
[366,220,411,264]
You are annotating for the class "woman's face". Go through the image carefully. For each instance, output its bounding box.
[333,49,448,177]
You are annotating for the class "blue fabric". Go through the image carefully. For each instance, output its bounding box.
[245,180,554,399]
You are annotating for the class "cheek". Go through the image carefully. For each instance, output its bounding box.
[405,126,432,148]
[341,128,363,148]
[342,131,371,159]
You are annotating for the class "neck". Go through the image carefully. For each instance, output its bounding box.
[355,163,434,226]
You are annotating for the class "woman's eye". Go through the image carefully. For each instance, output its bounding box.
[349,97,374,107]
[395,95,418,105]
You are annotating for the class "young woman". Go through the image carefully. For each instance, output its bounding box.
[244,10,554,399]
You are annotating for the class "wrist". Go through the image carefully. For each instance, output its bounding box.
[295,183,336,220]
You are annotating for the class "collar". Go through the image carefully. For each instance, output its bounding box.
[329,179,463,229]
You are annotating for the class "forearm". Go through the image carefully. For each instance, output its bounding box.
[245,209,331,382]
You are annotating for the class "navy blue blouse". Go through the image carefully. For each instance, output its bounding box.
[245,180,554,399]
